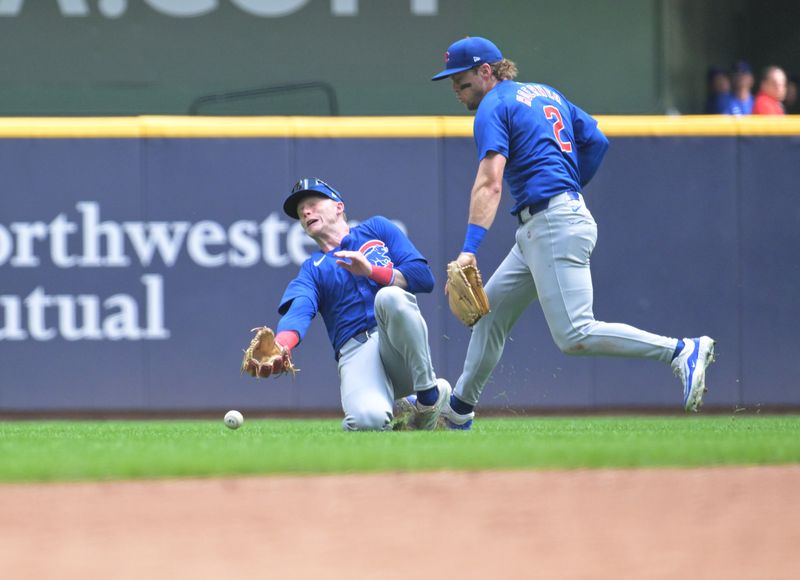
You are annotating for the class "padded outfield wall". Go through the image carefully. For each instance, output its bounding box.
[0,116,798,412]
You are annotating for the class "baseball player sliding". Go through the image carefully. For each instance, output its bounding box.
[432,37,716,429]
[243,178,450,431]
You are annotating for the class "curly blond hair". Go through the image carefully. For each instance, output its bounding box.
[491,59,518,81]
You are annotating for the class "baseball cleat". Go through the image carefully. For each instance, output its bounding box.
[414,378,452,431]
[441,395,475,430]
[391,395,419,431]
[671,336,716,412]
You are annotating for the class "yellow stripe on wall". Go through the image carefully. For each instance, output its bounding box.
[0,117,144,138]
[0,115,799,138]
[596,115,800,136]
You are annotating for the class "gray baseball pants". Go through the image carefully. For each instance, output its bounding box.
[455,192,679,406]
[337,286,438,431]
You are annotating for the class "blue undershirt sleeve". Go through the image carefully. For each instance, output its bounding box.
[371,216,435,294]
[276,295,316,341]
[396,259,435,294]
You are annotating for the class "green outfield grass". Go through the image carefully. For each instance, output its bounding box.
[1,416,799,483]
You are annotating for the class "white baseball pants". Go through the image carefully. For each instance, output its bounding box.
[337,286,438,431]
[455,193,679,406]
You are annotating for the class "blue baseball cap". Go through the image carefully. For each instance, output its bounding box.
[731,60,752,75]
[283,177,344,219]
[431,37,503,81]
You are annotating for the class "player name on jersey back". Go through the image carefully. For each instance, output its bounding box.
[515,84,563,107]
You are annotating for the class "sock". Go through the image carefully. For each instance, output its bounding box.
[450,395,474,416]
[671,339,686,361]
[416,386,439,406]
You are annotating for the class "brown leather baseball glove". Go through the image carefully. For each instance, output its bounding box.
[240,326,297,379]
[446,261,490,327]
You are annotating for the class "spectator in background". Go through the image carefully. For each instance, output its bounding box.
[753,66,787,115]
[785,74,799,114]
[704,66,731,114]
[725,61,754,115]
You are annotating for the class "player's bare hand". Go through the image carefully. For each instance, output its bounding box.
[445,253,478,296]
[334,250,373,277]
[456,252,477,268]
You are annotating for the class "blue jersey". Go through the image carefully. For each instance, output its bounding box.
[473,80,609,215]
[725,95,753,116]
[277,216,434,355]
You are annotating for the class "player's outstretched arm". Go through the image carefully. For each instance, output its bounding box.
[240,326,299,379]
[467,152,507,229]
[456,152,507,272]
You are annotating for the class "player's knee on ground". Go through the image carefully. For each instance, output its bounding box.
[342,408,392,432]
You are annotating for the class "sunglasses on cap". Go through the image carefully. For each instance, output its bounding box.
[291,178,342,200]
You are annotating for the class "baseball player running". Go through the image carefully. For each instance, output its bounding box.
[431,37,715,429]
[260,178,450,431]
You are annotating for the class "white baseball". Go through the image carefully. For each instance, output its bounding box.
[224,410,244,430]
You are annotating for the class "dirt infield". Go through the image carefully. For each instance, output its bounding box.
[1,467,798,579]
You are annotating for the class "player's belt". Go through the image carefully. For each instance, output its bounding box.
[517,191,580,224]
[336,326,378,361]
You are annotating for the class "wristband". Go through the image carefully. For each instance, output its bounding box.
[275,330,300,353]
[462,223,488,254]
[369,265,395,286]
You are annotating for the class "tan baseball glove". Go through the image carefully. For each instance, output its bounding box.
[240,326,297,379]
[446,261,490,326]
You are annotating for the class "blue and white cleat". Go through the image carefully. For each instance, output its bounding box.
[671,336,716,412]
[441,396,475,430]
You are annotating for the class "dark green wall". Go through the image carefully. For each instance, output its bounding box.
[0,0,796,116]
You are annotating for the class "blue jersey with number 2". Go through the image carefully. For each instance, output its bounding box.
[474,80,609,215]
